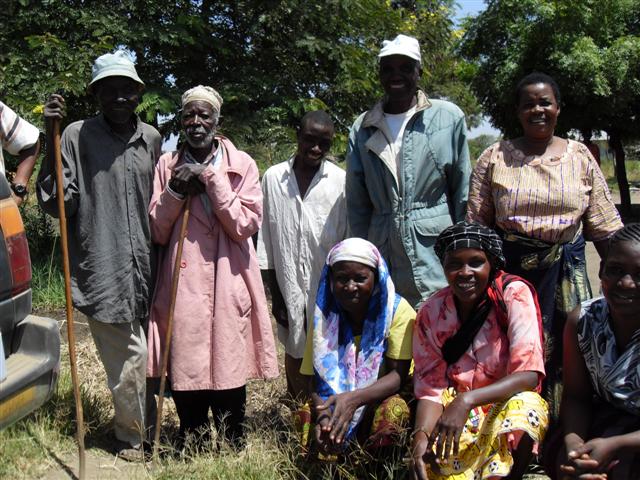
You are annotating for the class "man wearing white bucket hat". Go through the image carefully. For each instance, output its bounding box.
[346,34,471,308]
[37,51,162,460]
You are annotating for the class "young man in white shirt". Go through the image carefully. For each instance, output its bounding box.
[258,111,347,400]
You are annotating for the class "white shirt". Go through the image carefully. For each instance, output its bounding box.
[383,105,416,182]
[0,101,40,175]
[257,156,347,358]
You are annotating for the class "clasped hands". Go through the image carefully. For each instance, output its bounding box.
[314,391,360,454]
[560,436,620,479]
[169,163,207,196]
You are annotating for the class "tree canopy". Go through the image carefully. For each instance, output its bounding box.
[460,0,640,209]
[2,0,480,166]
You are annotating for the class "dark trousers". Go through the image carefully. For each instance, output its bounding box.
[171,386,246,447]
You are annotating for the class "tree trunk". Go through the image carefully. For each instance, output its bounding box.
[609,132,631,215]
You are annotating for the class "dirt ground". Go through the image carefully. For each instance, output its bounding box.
[44,451,148,480]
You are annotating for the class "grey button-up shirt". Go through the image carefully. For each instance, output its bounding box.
[37,114,162,323]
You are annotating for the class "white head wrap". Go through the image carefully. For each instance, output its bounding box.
[181,85,223,112]
[326,238,379,270]
[378,34,421,65]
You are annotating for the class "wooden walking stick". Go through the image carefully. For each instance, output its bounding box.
[153,195,192,463]
[53,118,86,479]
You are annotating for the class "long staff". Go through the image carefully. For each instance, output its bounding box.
[53,118,86,479]
[153,196,192,463]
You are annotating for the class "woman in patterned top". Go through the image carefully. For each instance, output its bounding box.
[466,72,623,418]
[551,224,640,479]
[410,222,548,480]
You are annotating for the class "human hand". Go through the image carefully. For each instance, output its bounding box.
[11,193,24,207]
[561,436,619,478]
[428,394,470,462]
[271,299,288,328]
[560,435,605,479]
[44,94,66,121]
[410,431,431,480]
[315,413,336,454]
[170,163,206,196]
[316,392,360,445]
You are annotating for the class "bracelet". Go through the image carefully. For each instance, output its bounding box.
[411,427,430,439]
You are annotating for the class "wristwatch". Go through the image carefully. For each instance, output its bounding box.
[10,183,28,199]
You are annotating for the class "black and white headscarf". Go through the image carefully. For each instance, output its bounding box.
[434,221,506,269]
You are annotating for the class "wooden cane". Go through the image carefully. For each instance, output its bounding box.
[152,195,192,463]
[53,118,86,479]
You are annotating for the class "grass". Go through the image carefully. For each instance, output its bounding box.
[0,324,411,479]
[31,247,66,312]
[597,157,640,192]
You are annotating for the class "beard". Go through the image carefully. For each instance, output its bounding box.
[185,128,216,149]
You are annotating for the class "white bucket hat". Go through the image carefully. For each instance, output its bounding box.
[88,51,144,90]
[378,34,421,65]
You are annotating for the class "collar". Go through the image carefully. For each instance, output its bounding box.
[286,154,330,179]
[97,113,151,145]
[362,89,431,129]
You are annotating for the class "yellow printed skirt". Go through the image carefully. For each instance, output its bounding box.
[427,389,549,480]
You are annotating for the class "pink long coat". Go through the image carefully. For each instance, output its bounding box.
[147,137,279,391]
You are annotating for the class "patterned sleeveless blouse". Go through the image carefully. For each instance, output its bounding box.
[577,297,640,415]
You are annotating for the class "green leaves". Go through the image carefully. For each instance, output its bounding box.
[2,0,478,152]
[461,0,640,139]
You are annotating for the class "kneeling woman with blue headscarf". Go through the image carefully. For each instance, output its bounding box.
[298,237,416,456]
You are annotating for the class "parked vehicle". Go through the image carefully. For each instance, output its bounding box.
[0,175,60,429]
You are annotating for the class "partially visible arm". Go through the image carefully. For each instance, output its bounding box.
[559,308,598,477]
[465,144,496,227]
[261,269,288,328]
[345,123,373,238]
[0,101,40,205]
[12,139,40,206]
[448,115,471,222]
[203,151,262,242]
[148,154,186,245]
[582,144,623,251]
[593,239,608,260]
[316,357,411,445]
[563,433,640,479]
[36,95,79,218]
[411,399,444,480]
[561,308,592,449]
[255,175,288,326]
[429,371,537,461]
[458,371,538,410]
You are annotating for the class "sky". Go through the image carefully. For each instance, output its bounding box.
[453,0,502,139]
[455,0,487,22]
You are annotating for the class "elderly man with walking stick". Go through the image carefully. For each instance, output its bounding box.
[37,51,162,461]
[146,85,278,451]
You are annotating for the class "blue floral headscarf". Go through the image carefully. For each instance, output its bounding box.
[313,238,399,442]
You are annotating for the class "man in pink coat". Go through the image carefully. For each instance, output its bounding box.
[147,85,278,448]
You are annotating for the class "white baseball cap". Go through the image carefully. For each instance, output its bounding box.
[378,34,421,65]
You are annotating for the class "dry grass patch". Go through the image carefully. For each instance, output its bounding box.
[0,317,412,479]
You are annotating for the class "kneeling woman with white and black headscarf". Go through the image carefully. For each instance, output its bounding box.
[410,221,549,480]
